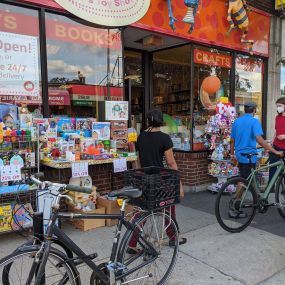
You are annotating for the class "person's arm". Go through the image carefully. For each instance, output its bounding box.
[256,136,283,156]
[165,148,184,198]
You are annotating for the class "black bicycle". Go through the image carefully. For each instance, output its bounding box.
[0,174,180,285]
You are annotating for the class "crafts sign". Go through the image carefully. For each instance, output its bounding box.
[54,0,151,26]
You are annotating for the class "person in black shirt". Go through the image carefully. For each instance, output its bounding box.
[128,109,186,254]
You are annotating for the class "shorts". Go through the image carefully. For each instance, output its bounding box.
[238,163,256,179]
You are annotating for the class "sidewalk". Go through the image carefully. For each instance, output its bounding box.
[1,192,285,285]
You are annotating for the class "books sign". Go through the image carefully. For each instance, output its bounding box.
[54,0,150,27]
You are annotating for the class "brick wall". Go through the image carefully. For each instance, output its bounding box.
[43,164,124,193]
[174,151,215,192]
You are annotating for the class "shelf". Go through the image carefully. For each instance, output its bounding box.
[169,89,190,94]
[154,100,190,105]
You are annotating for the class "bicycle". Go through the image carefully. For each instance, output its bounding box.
[215,153,285,233]
[0,174,180,285]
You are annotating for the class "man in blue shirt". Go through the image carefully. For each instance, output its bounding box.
[230,101,282,218]
[231,101,282,178]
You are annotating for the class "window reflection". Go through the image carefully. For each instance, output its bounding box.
[45,13,123,118]
[235,55,263,121]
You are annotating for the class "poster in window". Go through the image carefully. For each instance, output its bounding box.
[0,31,40,97]
[105,101,128,121]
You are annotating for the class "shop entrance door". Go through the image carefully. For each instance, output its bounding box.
[124,50,145,134]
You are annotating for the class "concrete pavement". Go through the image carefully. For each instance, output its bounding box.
[1,192,285,284]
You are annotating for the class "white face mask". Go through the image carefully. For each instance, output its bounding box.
[277,106,285,114]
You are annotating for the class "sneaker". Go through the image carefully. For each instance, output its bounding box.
[228,209,248,219]
[169,237,187,247]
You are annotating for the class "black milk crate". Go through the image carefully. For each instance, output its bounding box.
[124,166,180,210]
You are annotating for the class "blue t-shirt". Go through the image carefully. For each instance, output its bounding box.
[231,114,263,164]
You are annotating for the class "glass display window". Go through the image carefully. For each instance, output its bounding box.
[0,3,42,111]
[235,55,264,121]
[152,45,191,151]
[193,47,231,150]
[45,13,123,118]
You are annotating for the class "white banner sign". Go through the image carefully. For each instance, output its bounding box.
[0,32,40,96]
[106,101,128,121]
[72,162,89,178]
[0,165,22,182]
[54,0,150,27]
[113,158,127,173]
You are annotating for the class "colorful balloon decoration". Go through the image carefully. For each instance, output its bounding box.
[200,75,222,110]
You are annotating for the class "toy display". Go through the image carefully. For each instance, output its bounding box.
[203,98,238,192]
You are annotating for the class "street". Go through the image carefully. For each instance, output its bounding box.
[1,191,285,285]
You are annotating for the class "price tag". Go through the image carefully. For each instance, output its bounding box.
[0,165,22,182]
[113,158,127,173]
[72,162,89,178]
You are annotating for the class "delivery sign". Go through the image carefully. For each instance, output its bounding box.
[0,32,40,97]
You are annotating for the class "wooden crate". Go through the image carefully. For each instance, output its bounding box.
[69,205,105,231]
[68,186,96,205]
[97,197,133,227]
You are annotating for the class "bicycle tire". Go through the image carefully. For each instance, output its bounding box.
[275,175,285,219]
[117,211,179,285]
[215,177,257,233]
[0,246,80,285]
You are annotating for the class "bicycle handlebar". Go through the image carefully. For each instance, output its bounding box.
[30,175,92,194]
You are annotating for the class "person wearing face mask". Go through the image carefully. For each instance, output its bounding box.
[269,97,285,181]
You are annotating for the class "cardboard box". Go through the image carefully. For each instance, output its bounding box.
[68,186,96,205]
[97,197,133,227]
[69,205,105,231]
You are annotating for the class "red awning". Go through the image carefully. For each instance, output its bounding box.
[48,90,70,106]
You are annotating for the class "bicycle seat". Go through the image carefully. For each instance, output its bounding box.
[241,153,258,159]
[108,186,142,199]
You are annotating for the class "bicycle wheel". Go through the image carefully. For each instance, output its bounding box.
[118,211,179,285]
[275,175,285,219]
[0,246,80,285]
[215,177,257,233]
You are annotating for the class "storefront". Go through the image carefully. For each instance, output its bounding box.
[0,0,272,192]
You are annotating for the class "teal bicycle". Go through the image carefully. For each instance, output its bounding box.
[215,153,285,233]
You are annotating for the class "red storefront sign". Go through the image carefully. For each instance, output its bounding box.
[69,85,124,101]
[0,89,70,105]
[194,49,232,69]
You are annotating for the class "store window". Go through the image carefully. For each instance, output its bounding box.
[235,55,263,121]
[0,3,42,112]
[152,45,191,151]
[45,13,123,118]
[193,47,231,150]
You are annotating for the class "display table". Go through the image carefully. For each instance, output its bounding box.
[41,156,137,193]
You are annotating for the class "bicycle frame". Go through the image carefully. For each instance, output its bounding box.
[33,201,160,285]
[240,160,285,206]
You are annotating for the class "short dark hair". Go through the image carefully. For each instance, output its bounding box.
[147,109,163,127]
[244,106,255,114]
[276,97,285,105]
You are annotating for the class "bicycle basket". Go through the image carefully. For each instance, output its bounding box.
[124,166,180,210]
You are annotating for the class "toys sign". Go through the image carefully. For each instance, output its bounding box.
[54,0,150,27]
[0,165,22,182]
[72,162,89,178]
[0,32,40,97]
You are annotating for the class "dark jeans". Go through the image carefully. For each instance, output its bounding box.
[239,163,256,179]
[269,145,285,181]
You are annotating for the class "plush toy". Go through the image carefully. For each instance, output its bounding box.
[39,134,48,149]
[19,104,30,114]
[51,148,61,159]
[217,144,224,160]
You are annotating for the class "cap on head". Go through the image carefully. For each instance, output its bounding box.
[276,97,285,105]
[244,101,257,108]
[147,109,163,127]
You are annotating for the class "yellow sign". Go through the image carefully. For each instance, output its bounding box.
[54,0,150,27]
[276,0,285,10]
